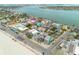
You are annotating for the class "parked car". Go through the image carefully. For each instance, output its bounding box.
[10,27,19,34]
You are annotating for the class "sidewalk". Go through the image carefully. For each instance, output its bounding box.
[0,29,39,55]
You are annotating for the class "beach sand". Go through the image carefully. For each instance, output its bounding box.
[0,30,35,55]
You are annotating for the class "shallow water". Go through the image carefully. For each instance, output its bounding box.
[14,5,79,26]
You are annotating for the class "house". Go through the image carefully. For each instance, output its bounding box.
[67,43,75,54]
[44,35,54,44]
[28,29,39,35]
[38,27,46,32]
[34,33,45,42]
[10,23,28,32]
[61,25,69,32]
[60,40,69,48]
[34,33,54,44]
[72,40,79,55]
[52,23,61,32]
[36,22,43,27]
[74,45,79,55]
[60,40,79,55]
[27,18,36,25]
[41,19,48,25]
[31,18,36,22]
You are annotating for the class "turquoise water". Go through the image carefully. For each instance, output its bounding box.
[15,5,79,26]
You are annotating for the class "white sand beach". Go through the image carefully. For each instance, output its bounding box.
[0,30,35,55]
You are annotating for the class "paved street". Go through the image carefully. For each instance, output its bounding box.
[0,30,35,55]
[48,32,70,54]
[0,21,70,55]
[0,22,48,55]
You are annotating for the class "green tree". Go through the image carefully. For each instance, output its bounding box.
[26,23,32,29]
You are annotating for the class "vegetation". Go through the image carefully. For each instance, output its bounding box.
[40,6,79,10]
[26,23,32,29]
[50,26,57,31]
[74,33,79,39]
[9,15,16,20]
[26,32,33,39]
[18,13,28,18]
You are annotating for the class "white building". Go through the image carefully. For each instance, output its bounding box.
[74,45,79,55]
[52,23,61,32]
[11,23,28,32]
[60,40,79,55]
[28,29,39,35]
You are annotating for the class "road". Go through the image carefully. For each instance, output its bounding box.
[0,29,35,55]
[0,22,48,55]
[48,32,70,53]
[0,21,70,55]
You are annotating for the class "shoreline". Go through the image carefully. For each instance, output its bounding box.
[40,6,79,10]
[0,29,40,55]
